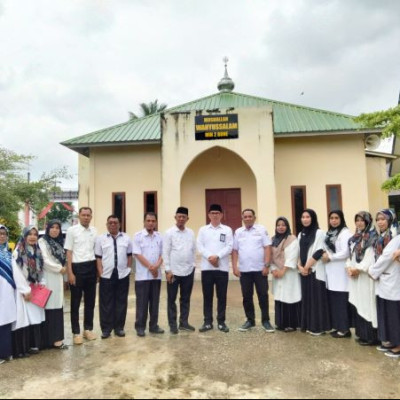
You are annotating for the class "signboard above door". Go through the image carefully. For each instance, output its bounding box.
[195,114,238,140]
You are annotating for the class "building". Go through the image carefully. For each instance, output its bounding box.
[62,65,388,235]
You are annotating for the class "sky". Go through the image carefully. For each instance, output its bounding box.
[1,0,399,186]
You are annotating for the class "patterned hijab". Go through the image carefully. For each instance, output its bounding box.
[374,209,397,259]
[15,225,43,284]
[348,211,377,263]
[325,210,347,253]
[0,225,15,289]
[42,220,66,266]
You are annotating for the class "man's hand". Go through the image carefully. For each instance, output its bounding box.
[232,266,241,278]
[166,271,174,284]
[208,255,219,268]
[262,266,269,277]
[68,272,76,286]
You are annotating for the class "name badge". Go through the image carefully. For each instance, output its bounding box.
[220,234,226,243]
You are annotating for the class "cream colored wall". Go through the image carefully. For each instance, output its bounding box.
[366,156,389,216]
[89,145,161,235]
[275,135,372,232]
[78,154,90,208]
[180,146,257,233]
[160,107,276,231]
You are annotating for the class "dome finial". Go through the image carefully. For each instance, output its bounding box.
[218,56,235,93]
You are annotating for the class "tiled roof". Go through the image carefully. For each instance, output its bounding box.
[61,91,362,153]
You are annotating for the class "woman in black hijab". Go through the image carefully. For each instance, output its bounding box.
[298,209,331,335]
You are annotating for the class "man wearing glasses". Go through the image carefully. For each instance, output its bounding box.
[197,204,233,333]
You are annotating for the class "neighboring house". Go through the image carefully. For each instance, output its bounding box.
[61,67,389,235]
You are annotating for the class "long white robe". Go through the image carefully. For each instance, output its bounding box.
[271,239,301,303]
[0,275,16,326]
[347,247,377,328]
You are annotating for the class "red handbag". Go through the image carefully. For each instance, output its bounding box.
[29,283,52,308]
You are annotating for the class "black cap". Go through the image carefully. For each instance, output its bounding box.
[176,206,189,216]
[208,204,222,213]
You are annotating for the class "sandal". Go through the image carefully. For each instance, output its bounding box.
[53,343,68,350]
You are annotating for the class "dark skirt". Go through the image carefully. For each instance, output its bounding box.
[0,324,12,359]
[42,308,64,348]
[328,290,351,332]
[377,296,400,346]
[300,273,331,333]
[275,300,301,330]
[353,310,379,344]
[12,327,30,357]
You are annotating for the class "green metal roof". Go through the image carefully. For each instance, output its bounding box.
[61,91,362,154]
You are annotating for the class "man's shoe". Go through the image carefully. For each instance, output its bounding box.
[238,320,255,332]
[179,323,196,332]
[170,326,179,335]
[83,330,97,341]
[136,329,145,337]
[114,329,126,337]
[149,326,165,334]
[262,321,275,333]
[218,323,229,333]
[199,323,213,333]
[101,332,111,339]
[73,334,83,345]
[330,330,351,338]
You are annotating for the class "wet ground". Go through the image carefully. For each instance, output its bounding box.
[1,278,400,399]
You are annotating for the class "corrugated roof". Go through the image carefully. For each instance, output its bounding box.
[61,91,361,153]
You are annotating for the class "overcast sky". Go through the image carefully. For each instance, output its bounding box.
[1,0,399,186]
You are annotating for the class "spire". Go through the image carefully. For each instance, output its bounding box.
[217,57,235,93]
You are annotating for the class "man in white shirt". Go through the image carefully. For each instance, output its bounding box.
[232,208,274,332]
[132,212,164,337]
[95,215,132,339]
[163,207,196,334]
[197,204,233,333]
[65,207,97,345]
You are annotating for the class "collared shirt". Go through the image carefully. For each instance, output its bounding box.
[132,229,163,281]
[163,225,196,276]
[233,224,272,272]
[95,232,132,279]
[64,224,97,263]
[197,223,233,272]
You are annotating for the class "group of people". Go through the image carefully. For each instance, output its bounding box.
[1,203,400,365]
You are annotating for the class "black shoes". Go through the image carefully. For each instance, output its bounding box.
[330,330,351,338]
[101,331,111,339]
[136,329,145,337]
[262,321,275,333]
[238,320,255,332]
[217,323,229,333]
[179,323,196,332]
[170,326,179,334]
[149,326,165,334]
[199,323,213,332]
[115,329,126,337]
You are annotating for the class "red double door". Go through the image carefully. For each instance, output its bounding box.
[205,188,242,232]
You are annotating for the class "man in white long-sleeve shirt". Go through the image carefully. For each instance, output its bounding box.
[197,204,233,333]
[163,207,196,334]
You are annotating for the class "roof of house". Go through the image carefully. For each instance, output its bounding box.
[61,90,367,155]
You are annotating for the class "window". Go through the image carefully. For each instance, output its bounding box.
[112,192,126,232]
[144,191,158,214]
[291,186,307,236]
[326,185,342,212]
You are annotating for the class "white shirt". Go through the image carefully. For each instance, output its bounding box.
[163,225,196,276]
[95,232,132,279]
[233,224,272,272]
[197,223,233,272]
[64,224,97,263]
[132,229,163,281]
[369,234,400,301]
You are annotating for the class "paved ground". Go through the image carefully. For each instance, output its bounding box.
[1,278,400,399]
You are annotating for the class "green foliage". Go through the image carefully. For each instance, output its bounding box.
[354,105,400,138]
[0,146,71,234]
[129,99,167,120]
[46,202,74,224]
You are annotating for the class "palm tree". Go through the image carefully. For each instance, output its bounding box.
[129,99,167,120]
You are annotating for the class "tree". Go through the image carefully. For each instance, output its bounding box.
[129,99,167,120]
[0,146,70,240]
[354,104,400,191]
[45,202,74,225]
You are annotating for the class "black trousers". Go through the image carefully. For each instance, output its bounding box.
[135,279,161,331]
[99,270,130,334]
[167,270,195,328]
[70,261,97,334]
[201,270,229,325]
[239,271,270,324]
